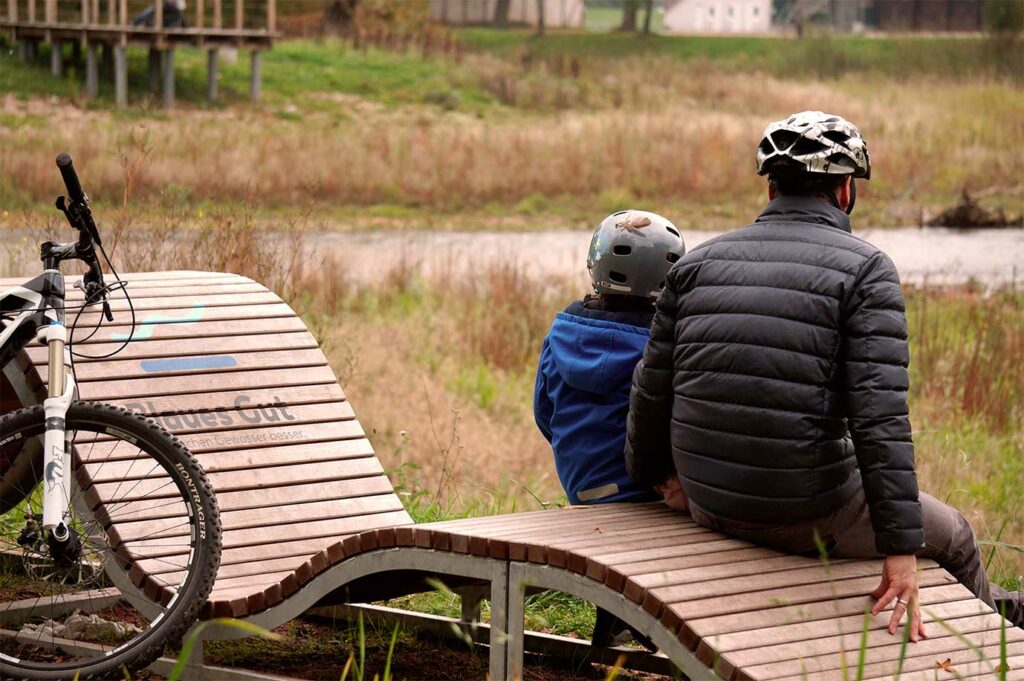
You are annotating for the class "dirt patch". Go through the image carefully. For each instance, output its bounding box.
[200,616,671,681]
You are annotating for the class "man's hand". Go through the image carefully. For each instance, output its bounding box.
[654,476,688,511]
[871,554,927,642]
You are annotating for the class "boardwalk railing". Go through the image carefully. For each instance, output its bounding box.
[2,0,279,107]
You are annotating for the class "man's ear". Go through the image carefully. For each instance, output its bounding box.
[836,176,853,212]
[768,180,777,201]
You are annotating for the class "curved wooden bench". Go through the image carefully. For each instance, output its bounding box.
[2,271,1020,681]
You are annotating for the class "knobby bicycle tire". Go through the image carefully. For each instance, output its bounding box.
[0,402,221,680]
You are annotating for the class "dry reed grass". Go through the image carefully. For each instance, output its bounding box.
[2,63,1021,225]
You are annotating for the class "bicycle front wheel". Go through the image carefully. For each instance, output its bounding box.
[0,402,221,680]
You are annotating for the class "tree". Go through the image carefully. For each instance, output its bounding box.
[536,0,545,35]
[619,0,639,31]
[642,0,654,34]
[494,0,511,26]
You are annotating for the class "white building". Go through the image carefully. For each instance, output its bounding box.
[662,0,773,34]
[428,0,585,28]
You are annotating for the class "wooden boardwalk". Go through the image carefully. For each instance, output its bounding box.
[1,0,279,106]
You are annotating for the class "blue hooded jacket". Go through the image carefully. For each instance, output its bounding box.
[534,299,659,505]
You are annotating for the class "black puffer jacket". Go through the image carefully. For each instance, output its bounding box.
[625,196,924,555]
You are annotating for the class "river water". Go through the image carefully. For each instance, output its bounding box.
[2,227,1021,288]
[317,227,1023,289]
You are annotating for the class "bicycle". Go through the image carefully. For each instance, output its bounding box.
[0,154,221,680]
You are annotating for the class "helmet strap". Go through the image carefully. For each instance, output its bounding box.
[846,178,857,215]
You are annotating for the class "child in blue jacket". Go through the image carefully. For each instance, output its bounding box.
[534,210,686,506]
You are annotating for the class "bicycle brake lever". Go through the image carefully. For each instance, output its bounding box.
[102,300,113,322]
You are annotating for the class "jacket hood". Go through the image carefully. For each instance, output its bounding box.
[546,312,650,394]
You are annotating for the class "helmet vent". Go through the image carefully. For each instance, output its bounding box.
[826,152,855,168]
[821,130,850,146]
[791,137,829,155]
[770,130,800,150]
[608,271,628,284]
[666,252,680,263]
[613,245,632,256]
[665,226,680,237]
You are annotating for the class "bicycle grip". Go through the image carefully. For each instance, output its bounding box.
[56,153,87,204]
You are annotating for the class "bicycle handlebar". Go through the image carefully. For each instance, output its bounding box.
[52,154,111,318]
[56,153,87,206]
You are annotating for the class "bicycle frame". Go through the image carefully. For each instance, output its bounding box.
[0,268,76,538]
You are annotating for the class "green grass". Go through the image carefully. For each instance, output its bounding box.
[455,27,1023,81]
[0,38,496,112]
[3,30,1019,114]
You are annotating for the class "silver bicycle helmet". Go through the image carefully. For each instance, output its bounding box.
[587,210,685,299]
[756,111,871,179]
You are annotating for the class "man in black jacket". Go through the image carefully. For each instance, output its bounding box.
[625,111,1022,639]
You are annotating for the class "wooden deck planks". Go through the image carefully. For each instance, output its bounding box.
[747,628,1024,681]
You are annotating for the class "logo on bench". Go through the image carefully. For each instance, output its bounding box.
[125,395,298,430]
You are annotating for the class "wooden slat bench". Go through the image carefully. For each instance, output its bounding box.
[2,271,1020,681]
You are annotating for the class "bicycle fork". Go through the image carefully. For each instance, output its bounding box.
[39,320,76,540]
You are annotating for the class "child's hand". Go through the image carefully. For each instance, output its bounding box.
[654,475,688,511]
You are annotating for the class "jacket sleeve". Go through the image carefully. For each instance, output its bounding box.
[625,275,679,487]
[840,252,924,556]
[533,339,554,443]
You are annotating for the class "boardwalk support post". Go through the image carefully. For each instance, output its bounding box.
[50,39,62,77]
[249,50,261,102]
[113,44,127,108]
[206,49,219,102]
[85,43,99,98]
[163,48,175,108]
[148,48,161,94]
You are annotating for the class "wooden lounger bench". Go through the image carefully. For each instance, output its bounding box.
[2,271,1021,681]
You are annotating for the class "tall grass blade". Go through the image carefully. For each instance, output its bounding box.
[383,624,400,681]
[893,614,911,680]
[358,612,367,681]
[855,609,870,681]
[339,653,355,681]
[999,604,1008,681]
[604,653,627,681]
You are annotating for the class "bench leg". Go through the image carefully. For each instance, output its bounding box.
[488,561,510,681]
[457,585,487,624]
[505,563,528,681]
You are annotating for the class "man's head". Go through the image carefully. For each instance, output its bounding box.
[587,210,685,301]
[756,111,871,214]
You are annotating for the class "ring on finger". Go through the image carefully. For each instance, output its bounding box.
[896,598,909,606]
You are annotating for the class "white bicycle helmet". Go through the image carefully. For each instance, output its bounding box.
[756,111,871,180]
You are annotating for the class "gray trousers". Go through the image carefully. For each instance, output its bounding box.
[688,488,1020,624]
